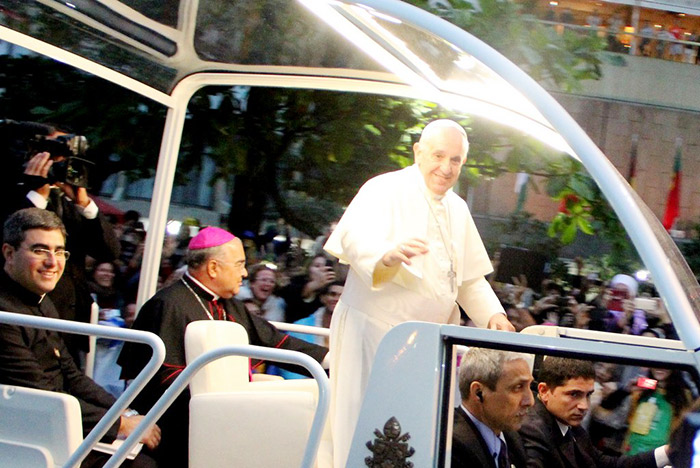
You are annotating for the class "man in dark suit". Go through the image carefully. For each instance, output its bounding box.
[0,208,159,467]
[519,356,670,468]
[452,348,533,467]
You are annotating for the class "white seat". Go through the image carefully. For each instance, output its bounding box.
[0,384,83,468]
[185,320,251,395]
[185,320,331,468]
[189,391,316,468]
[0,439,53,468]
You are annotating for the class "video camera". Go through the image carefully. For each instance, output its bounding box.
[0,119,93,188]
[27,133,93,188]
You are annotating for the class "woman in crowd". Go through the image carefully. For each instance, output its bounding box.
[88,261,127,397]
[279,254,337,323]
[236,264,286,321]
[602,274,648,335]
[625,367,693,455]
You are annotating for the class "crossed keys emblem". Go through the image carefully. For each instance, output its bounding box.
[365,416,415,467]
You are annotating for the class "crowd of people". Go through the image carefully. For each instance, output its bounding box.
[489,270,676,340]
[539,7,700,64]
[0,118,698,467]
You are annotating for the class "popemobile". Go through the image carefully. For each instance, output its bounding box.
[0,1,699,467]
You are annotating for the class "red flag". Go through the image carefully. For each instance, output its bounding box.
[662,138,682,230]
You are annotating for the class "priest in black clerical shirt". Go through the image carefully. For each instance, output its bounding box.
[119,226,329,468]
[0,208,160,467]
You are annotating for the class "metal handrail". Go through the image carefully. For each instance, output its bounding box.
[521,324,687,350]
[271,321,331,338]
[104,345,330,468]
[0,311,165,468]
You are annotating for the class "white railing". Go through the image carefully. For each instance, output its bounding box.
[105,345,330,468]
[271,321,331,338]
[0,311,165,468]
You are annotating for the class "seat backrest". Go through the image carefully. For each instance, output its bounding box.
[189,391,316,468]
[185,320,251,395]
[0,384,83,467]
[185,320,332,467]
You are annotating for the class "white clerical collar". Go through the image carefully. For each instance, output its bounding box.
[556,420,570,437]
[185,271,220,301]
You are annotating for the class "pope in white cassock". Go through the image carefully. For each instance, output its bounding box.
[324,119,515,467]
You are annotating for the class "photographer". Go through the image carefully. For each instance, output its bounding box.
[0,120,120,362]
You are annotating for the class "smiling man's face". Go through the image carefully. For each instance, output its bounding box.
[413,125,467,196]
[3,228,66,295]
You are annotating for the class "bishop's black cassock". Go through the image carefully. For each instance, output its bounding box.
[119,274,328,467]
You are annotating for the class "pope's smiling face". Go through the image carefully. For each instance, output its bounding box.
[413,125,468,196]
[3,228,66,295]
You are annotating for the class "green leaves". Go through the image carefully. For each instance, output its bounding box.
[404,0,605,92]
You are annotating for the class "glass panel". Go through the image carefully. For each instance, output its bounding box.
[0,1,177,92]
[194,0,382,71]
[165,84,700,344]
[449,345,699,465]
[0,42,166,329]
[334,3,552,130]
[120,0,180,28]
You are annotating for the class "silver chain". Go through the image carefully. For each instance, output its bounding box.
[181,277,214,320]
[424,195,457,292]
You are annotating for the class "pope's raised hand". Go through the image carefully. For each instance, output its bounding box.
[381,238,429,268]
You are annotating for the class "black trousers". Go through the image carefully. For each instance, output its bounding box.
[81,449,158,468]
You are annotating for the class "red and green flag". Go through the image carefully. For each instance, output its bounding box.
[662,138,682,230]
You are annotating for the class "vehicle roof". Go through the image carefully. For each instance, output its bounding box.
[0,0,568,151]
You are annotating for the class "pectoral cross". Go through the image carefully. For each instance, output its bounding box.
[448,261,456,293]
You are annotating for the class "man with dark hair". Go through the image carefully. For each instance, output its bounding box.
[0,208,160,467]
[2,124,121,361]
[452,348,532,467]
[519,356,669,467]
[119,226,329,468]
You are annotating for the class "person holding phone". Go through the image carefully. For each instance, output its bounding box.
[604,274,648,335]
[624,368,693,455]
[277,254,337,323]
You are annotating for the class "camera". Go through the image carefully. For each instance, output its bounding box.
[555,295,576,327]
[27,134,93,188]
[555,296,571,310]
[634,297,657,314]
[607,289,628,312]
